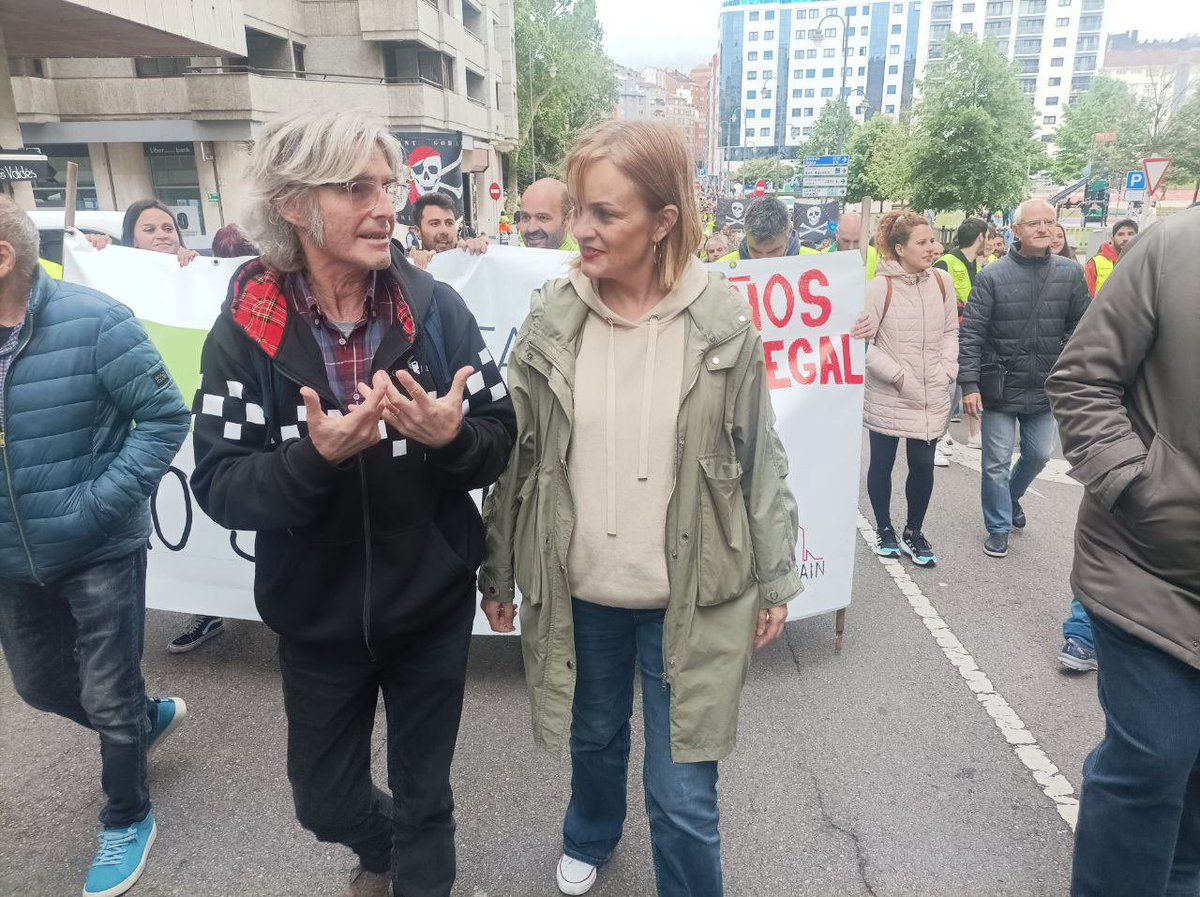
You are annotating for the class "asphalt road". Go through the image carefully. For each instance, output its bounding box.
[0,421,1102,897]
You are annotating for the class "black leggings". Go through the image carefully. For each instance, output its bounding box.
[867,430,937,533]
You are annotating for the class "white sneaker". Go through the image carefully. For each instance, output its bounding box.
[967,433,982,449]
[933,452,950,467]
[939,434,954,447]
[556,854,597,895]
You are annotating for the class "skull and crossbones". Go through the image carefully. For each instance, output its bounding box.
[404,145,464,206]
[725,200,745,225]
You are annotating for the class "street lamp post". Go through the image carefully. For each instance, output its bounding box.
[809,13,852,151]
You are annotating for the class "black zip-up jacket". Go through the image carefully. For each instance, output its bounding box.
[190,246,515,654]
[957,245,1090,414]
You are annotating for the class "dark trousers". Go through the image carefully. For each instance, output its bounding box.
[0,549,153,827]
[1072,615,1200,897]
[866,430,937,532]
[279,609,473,897]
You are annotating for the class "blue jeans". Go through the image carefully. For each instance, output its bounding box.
[1063,599,1095,648]
[980,409,1056,534]
[0,549,153,827]
[564,598,722,897]
[1072,615,1200,897]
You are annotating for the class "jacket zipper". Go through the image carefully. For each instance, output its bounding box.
[921,280,929,442]
[0,327,42,584]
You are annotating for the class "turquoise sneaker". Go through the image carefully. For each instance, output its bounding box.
[147,697,187,757]
[83,813,156,897]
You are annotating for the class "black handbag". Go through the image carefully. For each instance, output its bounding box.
[979,259,1053,407]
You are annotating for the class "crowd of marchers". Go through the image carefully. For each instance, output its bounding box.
[0,107,1196,897]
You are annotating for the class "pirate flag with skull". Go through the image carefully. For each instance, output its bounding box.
[717,198,748,228]
[793,202,840,247]
[393,131,465,226]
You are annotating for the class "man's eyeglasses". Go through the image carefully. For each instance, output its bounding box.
[322,180,404,210]
[1017,219,1056,230]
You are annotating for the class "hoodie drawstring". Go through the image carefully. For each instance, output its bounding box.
[638,316,660,481]
[606,317,618,536]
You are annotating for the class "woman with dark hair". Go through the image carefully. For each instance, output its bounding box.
[1051,223,1077,261]
[479,120,801,896]
[85,199,199,267]
[863,210,959,567]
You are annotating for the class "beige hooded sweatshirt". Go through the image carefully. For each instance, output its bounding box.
[566,258,710,609]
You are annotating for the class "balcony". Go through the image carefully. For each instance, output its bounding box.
[358,0,487,69]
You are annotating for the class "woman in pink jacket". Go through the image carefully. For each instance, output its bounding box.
[864,210,959,567]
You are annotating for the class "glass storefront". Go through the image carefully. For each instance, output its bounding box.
[145,142,204,237]
[32,144,100,210]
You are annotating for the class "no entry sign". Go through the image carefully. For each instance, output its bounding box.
[489,182,502,201]
[754,180,767,198]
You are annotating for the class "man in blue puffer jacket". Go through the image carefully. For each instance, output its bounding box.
[0,198,191,897]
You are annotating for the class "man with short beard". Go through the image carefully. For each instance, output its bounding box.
[408,193,487,270]
[518,177,577,250]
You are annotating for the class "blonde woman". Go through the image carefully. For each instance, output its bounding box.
[479,121,801,896]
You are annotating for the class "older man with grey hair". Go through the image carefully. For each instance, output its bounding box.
[189,108,516,897]
[0,197,190,897]
[958,197,1089,558]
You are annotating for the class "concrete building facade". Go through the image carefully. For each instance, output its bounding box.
[10,0,518,238]
[616,64,704,172]
[1103,31,1198,116]
[716,0,1108,169]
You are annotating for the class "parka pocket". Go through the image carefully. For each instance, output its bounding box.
[513,465,544,607]
[697,455,754,606]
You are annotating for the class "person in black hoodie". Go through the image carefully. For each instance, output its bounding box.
[190,109,515,897]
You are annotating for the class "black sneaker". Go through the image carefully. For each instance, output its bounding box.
[1011,499,1026,529]
[984,533,1010,558]
[875,526,901,558]
[901,528,938,567]
[167,615,225,653]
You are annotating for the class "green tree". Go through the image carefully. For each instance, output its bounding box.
[734,156,795,188]
[1050,76,1148,183]
[845,114,909,202]
[796,99,859,159]
[906,32,1039,214]
[1163,88,1200,199]
[507,0,617,212]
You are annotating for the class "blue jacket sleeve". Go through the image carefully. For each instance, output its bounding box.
[89,305,191,531]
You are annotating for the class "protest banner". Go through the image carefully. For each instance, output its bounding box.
[63,237,865,632]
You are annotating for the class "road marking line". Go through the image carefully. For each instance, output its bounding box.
[856,512,1079,829]
[945,442,1080,487]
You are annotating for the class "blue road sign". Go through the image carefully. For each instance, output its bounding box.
[803,155,850,167]
[1126,170,1147,191]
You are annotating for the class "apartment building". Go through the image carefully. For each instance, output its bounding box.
[917,0,1108,139]
[1103,30,1198,113]
[616,65,703,170]
[688,59,716,175]
[9,0,518,237]
[716,0,1107,167]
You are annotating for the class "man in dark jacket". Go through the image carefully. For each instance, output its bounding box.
[190,109,515,897]
[1047,208,1200,897]
[0,197,191,897]
[959,198,1089,558]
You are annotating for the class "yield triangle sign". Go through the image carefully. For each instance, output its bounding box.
[1143,157,1172,194]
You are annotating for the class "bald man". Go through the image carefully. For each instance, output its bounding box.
[832,211,879,278]
[518,178,577,251]
[957,198,1089,558]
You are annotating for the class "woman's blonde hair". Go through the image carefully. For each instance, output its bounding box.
[565,120,703,291]
[243,108,404,272]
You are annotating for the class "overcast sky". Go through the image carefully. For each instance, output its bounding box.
[596,0,1200,69]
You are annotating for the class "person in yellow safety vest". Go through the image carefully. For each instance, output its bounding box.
[517,177,579,251]
[1084,218,1138,298]
[38,258,63,279]
[933,217,988,315]
[717,196,804,261]
[821,211,881,278]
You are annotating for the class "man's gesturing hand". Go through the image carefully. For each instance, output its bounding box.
[383,366,474,449]
[962,391,984,419]
[300,370,390,464]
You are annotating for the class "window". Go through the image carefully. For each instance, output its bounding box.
[892,3,902,11]
[887,84,897,94]
[749,10,759,20]
[746,128,755,138]
[1048,77,1061,86]
[765,9,775,18]
[986,1,1013,14]
[1046,96,1059,105]
[763,88,773,98]
[765,30,775,39]
[32,143,99,211]
[962,23,974,31]
[806,68,816,77]
[889,44,899,55]
[886,104,895,113]
[793,68,803,78]
[1051,56,1063,67]
[1019,76,1036,92]
[810,9,819,18]
[858,66,865,75]
[821,87,833,96]
[827,6,837,14]
[746,109,756,118]
[1043,115,1057,124]
[859,47,867,55]
[808,49,817,58]
[1079,14,1101,30]
[1056,16,1069,24]
[748,32,758,41]
[8,57,46,77]
[891,24,901,33]
[292,42,306,74]
[805,88,815,96]
[1020,0,1046,11]
[822,67,835,77]
[135,56,191,77]
[843,66,853,76]
[760,127,770,136]
[1058,0,1071,4]
[847,27,856,36]
[803,127,813,135]
[763,69,773,78]
[795,49,804,59]
[747,71,758,80]
[764,50,774,59]
[1075,55,1096,71]
[1052,37,1065,47]
[792,88,802,98]
[1017,58,1039,73]
[984,20,1011,37]
[748,89,759,98]
[825,27,837,37]
[932,2,952,17]
[791,108,802,117]
[931,23,952,37]
[1017,17,1043,34]
[1014,38,1041,54]
[963,1,976,9]
[888,64,898,74]
[1077,35,1099,51]
[748,51,759,61]
[805,106,815,115]
[861,26,869,36]
[824,47,836,57]
[465,67,487,104]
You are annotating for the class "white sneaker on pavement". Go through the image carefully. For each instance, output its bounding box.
[556,854,597,895]
[934,451,950,467]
